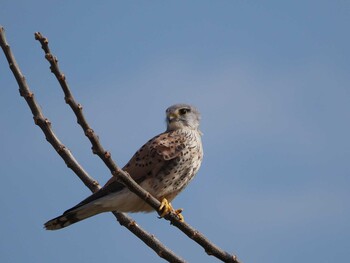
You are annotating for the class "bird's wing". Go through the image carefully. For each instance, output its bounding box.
[63,131,185,214]
[122,130,186,179]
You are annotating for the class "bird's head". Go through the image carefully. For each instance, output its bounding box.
[165,104,201,131]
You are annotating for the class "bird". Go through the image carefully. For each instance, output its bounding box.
[44,103,203,230]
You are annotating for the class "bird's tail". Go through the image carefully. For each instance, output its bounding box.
[44,203,104,230]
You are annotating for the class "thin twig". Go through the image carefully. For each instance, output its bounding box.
[34,32,241,263]
[0,25,186,263]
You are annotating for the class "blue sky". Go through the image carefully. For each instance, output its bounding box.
[1,1,349,262]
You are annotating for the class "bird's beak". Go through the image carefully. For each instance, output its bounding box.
[167,112,178,122]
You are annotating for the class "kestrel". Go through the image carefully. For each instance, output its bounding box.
[45,104,203,230]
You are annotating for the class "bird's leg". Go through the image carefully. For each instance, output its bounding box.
[158,198,184,222]
[159,198,173,217]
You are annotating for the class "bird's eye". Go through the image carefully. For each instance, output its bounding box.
[179,108,190,115]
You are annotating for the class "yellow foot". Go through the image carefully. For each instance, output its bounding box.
[174,208,184,222]
[158,198,184,222]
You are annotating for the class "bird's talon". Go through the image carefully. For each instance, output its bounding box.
[158,198,184,221]
[174,209,184,222]
[175,208,183,214]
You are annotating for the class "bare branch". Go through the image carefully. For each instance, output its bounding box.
[0,25,186,263]
[0,27,99,192]
[34,32,241,263]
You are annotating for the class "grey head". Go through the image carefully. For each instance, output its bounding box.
[165,104,201,131]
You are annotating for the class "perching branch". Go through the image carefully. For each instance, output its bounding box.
[34,32,241,263]
[0,25,186,263]
[1,25,241,263]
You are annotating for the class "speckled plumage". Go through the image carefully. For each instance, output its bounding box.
[45,104,203,230]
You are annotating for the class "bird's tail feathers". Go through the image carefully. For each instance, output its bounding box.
[44,204,103,230]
